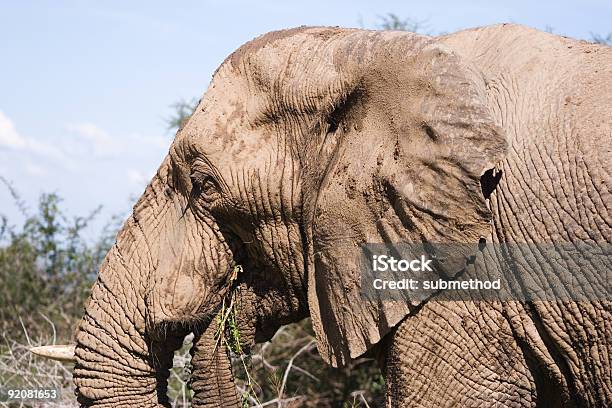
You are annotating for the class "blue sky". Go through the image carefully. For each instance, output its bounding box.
[1,0,610,235]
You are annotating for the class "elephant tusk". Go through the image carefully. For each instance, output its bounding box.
[30,344,76,362]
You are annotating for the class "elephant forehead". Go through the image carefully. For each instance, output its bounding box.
[225,26,350,81]
[224,26,425,80]
[177,99,284,169]
[216,27,423,118]
[172,27,435,181]
[228,31,355,120]
[174,31,353,163]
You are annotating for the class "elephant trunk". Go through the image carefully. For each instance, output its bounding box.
[73,167,187,407]
[190,314,240,407]
[73,156,236,406]
[73,240,185,407]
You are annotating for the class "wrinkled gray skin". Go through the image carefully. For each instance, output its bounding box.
[73,24,611,407]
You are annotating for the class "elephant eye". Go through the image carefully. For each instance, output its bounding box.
[327,118,340,134]
[190,172,221,205]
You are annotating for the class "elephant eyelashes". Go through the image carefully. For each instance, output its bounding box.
[423,124,438,142]
[189,172,222,207]
[326,119,339,135]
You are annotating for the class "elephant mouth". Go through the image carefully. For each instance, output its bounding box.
[147,315,209,344]
[145,234,250,331]
[145,280,236,344]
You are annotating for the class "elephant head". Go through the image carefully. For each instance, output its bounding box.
[64,27,506,406]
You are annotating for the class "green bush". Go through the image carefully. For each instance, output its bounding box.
[0,181,119,342]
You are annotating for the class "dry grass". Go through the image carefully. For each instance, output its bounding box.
[1,319,381,407]
[0,318,76,408]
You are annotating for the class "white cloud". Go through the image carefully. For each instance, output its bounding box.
[0,111,168,199]
[66,122,171,158]
[0,110,67,161]
[0,111,26,149]
[66,122,119,158]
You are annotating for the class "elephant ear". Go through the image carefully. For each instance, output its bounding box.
[306,41,507,367]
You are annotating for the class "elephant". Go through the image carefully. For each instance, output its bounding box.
[50,23,610,407]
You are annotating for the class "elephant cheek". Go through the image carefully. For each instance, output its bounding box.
[150,272,207,323]
[172,274,200,314]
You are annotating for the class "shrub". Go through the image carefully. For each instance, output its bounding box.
[0,181,119,342]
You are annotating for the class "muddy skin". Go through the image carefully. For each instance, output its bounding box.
[72,24,611,407]
[190,312,239,408]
